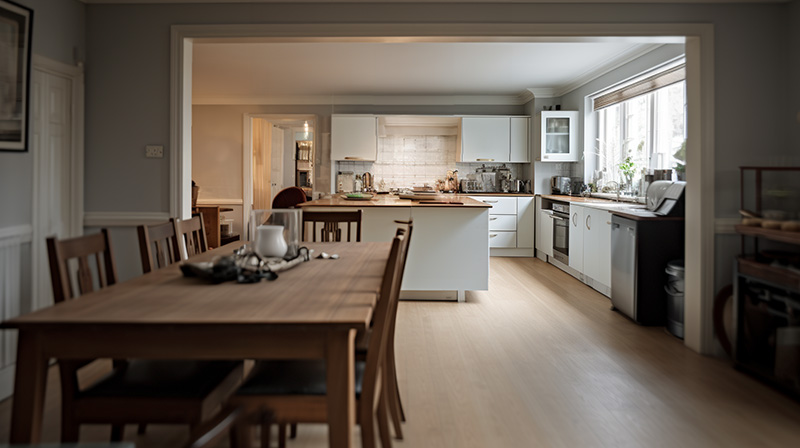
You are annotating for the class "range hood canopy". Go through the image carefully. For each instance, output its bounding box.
[377,115,461,137]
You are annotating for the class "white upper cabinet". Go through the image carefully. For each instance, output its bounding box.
[535,111,580,162]
[461,117,511,162]
[330,115,377,161]
[509,117,530,162]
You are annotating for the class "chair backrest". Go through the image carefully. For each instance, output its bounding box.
[137,219,182,273]
[177,214,209,257]
[302,210,362,242]
[361,230,408,402]
[271,187,308,209]
[47,229,118,303]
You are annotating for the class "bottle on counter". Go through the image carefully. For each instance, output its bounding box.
[354,174,363,192]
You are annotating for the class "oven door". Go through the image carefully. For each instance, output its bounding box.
[551,211,570,264]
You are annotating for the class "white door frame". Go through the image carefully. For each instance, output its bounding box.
[243,113,318,235]
[171,23,715,354]
[30,55,84,311]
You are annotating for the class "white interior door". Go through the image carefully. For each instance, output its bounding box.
[270,125,284,203]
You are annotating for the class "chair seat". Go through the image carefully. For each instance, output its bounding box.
[80,360,242,399]
[236,360,366,397]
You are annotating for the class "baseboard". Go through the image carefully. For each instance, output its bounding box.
[491,247,534,257]
[400,290,459,302]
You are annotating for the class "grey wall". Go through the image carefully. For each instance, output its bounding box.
[83,2,798,323]
[0,0,85,228]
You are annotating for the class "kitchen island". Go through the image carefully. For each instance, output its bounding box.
[300,194,491,302]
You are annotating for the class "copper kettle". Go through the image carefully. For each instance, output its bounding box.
[362,172,373,191]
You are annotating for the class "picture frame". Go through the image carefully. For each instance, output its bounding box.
[0,0,33,152]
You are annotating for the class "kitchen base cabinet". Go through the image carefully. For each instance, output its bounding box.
[472,196,534,257]
[536,197,554,261]
[569,205,584,272]
[583,208,612,294]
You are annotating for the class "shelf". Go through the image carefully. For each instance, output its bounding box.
[735,224,800,246]
[738,256,800,292]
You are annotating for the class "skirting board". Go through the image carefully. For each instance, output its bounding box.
[400,290,461,302]
[491,247,534,257]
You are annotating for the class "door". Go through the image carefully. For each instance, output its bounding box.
[252,119,272,210]
[461,117,510,162]
[2,67,76,400]
[537,209,554,258]
[611,217,637,320]
[569,205,584,271]
[270,125,284,204]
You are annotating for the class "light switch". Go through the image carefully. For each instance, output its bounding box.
[145,145,164,158]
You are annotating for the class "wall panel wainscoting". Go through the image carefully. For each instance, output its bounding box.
[0,226,32,400]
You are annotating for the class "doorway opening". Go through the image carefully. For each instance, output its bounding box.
[172,24,714,354]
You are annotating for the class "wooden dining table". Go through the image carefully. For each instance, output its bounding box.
[1,241,391,447]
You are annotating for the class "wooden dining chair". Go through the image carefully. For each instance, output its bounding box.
[177,214,209,257]
[46,230,244,443]
[137,219,181,273]
[271,186,308,209]
[229,230,409,448]
[302,210,362,242]
[383,220,413,439]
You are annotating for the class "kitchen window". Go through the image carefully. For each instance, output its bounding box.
[591,63,686,194]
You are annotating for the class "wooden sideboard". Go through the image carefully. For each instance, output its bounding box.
[192,206,235,249]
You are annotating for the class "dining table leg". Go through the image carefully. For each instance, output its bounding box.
[326,328,356,448]
[9,330,49,444]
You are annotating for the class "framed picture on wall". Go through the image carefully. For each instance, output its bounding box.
[0,0,33,152]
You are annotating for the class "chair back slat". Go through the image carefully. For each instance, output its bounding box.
[302,210,362,242]
[47,229,118,302]
[137,219,182,273]
[177,215,209,258]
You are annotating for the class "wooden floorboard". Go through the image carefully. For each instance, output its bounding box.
[2,257,800,447]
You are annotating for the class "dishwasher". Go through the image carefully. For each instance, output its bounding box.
[610,215,684,325]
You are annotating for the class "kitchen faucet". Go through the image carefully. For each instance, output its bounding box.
[604,181,621,202]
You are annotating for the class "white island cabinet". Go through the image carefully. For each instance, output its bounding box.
[299,195,490,302]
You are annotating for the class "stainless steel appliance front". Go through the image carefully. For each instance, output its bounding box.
[551,202,570,264]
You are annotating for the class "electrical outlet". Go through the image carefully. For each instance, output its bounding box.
[145,145,164,158]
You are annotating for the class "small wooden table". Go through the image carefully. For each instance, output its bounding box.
[2,241,390,448]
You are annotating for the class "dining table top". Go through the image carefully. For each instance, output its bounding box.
[1,241,390,331]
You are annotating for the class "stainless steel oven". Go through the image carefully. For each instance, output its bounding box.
[551,203,570,264]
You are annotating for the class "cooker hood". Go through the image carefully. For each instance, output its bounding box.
[377,115,461,137]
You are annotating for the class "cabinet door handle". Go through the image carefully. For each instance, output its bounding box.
[572,213,577,226]
[490,233,498,238]
[476,158,495,162]
[344,156,366,160]
[489,217,498,221]
[606,221,612,225]
[586,215,591,230]
[484,200,498,203]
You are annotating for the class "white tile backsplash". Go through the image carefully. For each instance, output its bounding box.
[337,134,525,191]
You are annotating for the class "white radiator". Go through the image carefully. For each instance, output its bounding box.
[0,225,32,400]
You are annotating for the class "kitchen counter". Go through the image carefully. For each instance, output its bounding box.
[301,194,491,208]
[538,194,683,221]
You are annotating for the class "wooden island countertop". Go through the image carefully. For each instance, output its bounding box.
[300,194,492,208]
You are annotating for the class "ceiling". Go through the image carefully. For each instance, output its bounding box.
[192,41,676,105]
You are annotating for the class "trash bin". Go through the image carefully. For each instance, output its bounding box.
[665,260,685,339]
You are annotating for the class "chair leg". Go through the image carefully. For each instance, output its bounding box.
[233,421,253,448]
[360,399,377,448]
[377,393,393,448]
[60,416,80,443]
[290,423,297,439]
[388,344,406,423]
[110,424,125,442]
[260,421,272,448]
[385,369,404,439]
[137,423,147,435]
[278,423,287,448]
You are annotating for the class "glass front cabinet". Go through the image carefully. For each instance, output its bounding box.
[535,111,580,162]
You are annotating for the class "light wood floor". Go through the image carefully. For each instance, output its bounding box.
[3,257,800,447]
